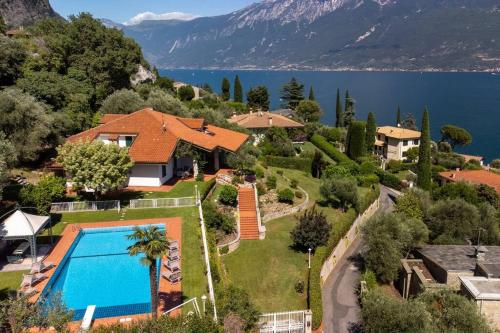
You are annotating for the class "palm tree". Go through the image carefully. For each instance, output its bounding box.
[127,225,168,319]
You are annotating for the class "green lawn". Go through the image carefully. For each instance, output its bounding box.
[0,270,29,299]
[223,216,308,312]
[42,207,206,302]
[297,142,336,164]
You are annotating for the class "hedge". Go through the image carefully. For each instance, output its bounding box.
[310,246,327,329]
[311,134,357,168]
[200,178,216,201]
[263,156,313,173]
[376,170,402,190]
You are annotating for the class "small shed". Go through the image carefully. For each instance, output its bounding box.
[0,209,52,263]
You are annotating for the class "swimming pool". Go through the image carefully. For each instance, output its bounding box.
[42,225,164,320]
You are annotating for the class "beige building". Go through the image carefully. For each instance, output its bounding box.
[460,276,500,330]
[374,126,421,161]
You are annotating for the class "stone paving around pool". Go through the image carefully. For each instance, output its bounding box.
[26,218,183,330]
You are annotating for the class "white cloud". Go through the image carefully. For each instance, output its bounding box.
[124,11,200,25]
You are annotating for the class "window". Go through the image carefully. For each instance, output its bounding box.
[161,165,167,178]
[125,136,134,147]
[377,135,381,140]
[403,140,408,146]
[414,139,419,145]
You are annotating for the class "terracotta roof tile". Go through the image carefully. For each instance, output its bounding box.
[377,126,421,139]
[100,114,127,124]
[228,112,304,129]
[177,118,204,129]
[67,108,248,164]
[458,154,484,163]
[439,170,500,194]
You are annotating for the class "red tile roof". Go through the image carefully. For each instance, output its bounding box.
[228,112,304,129]
[439,170,500,194]
[100,114,127,124]
[68,108,248,164]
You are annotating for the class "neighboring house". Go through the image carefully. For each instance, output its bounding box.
[66,108,248,187]
[438,169,500,194]
[227,111,304,143]
[459,154,484,166]
[270,108,294,118]
[398,245,500,299]
[460,276,500,330]
[374,126,421,161]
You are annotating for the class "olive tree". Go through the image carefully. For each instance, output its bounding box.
[56,140,134,197]
[99,89,145,114]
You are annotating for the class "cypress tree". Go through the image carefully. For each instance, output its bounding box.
[417,108,432,191]
[221,77,230,101]
[335,89,344,128]
[344,90,355,126]
[396,106,401,126]
[308,86,316,101]
[347,121,366,160]
[234,75,243,103]
[365,112,376,153]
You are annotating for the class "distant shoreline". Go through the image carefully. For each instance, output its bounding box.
[159,67,500,74]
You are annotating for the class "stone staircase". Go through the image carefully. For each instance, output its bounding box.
[238,187,260,240]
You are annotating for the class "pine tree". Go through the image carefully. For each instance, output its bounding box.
[346,121,366,160]
[344,90,355,127]
[221,77,230,101]
[308,86,316,101]
[335,88,344,128]
[280,77,304,109]
[365,112,376,153]
[417,108,432,191]
[396,106,401,126]
[234,75,243,103]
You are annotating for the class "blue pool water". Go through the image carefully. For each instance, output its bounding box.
[42,225,163,320]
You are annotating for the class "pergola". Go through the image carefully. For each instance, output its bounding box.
[0,209,52,263]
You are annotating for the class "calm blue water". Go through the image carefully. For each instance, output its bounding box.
[43,225,163,320]
[161,70,500,162]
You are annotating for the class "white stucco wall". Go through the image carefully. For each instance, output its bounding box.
[128,158,174,187]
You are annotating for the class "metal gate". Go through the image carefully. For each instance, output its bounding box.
[258,310,308,333]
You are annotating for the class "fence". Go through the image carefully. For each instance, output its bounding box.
[258,310,312,333]
[129,197,196,209]
[50,200,120,213]
[320,197,380,283]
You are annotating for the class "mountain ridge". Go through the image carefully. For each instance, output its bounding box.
[0,0,60,27]
[122,0,500,71]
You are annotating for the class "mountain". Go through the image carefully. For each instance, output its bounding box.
[0,0,60,27]
[123,0,500,71]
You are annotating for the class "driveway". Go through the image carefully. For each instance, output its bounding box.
[321,186,397,333]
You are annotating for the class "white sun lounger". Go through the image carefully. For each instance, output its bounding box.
[30,261,55,274]
[80,305,96,332]
[20,273,46,288]
[13,242,30,256]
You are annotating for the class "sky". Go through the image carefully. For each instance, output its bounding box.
[49,0,257,25]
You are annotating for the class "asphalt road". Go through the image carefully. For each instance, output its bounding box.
[321,186,397,333]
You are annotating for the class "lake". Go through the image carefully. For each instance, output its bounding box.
[161,70,500,162]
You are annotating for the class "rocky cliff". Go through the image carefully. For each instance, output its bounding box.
[0,0,59,27]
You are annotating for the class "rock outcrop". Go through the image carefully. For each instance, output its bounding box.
[0,0,60,27]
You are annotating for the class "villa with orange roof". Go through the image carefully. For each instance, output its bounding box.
[374,126,421,161]
[438,169,500,194]
[67,108,248,187]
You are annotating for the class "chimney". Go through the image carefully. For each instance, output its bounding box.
[268,116,273,126]
[475,246,487,261]
[397,123,401,128]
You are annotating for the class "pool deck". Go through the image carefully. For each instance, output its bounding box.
[27,218,183,330]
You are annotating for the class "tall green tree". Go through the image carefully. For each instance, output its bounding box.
[417,108,432,191]
[396,106,401,125]
[308,86,316,101]
[440,124,472,148]
[0,132,15,197]
[99,89,145,114]
[296,100,322,123]
[0,36,27,86]
[127,226,168,319]
[221,77,230,101]
[246,86,270,111]
[335,88,344,127]
[365,112,376,153]
[346,121,366,160]
[344,90,355,126]
[234,75,243,103]
[280,77,304,109]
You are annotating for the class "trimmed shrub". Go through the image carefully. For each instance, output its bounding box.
[219,185,238,207]
[357,174,379,187]
[220,246,229,255]
[254,166,265,179]
[200,178,216,201]
[266,176,277,190]
[263,156,313,173]
[278,188,294,204]
[290,179,298,189]
[231,176,243,185]
[295,190,303,199]
[376,170,402,190]
[295,281,305,294]
[310,134,356,167]
[310,246,326,329]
